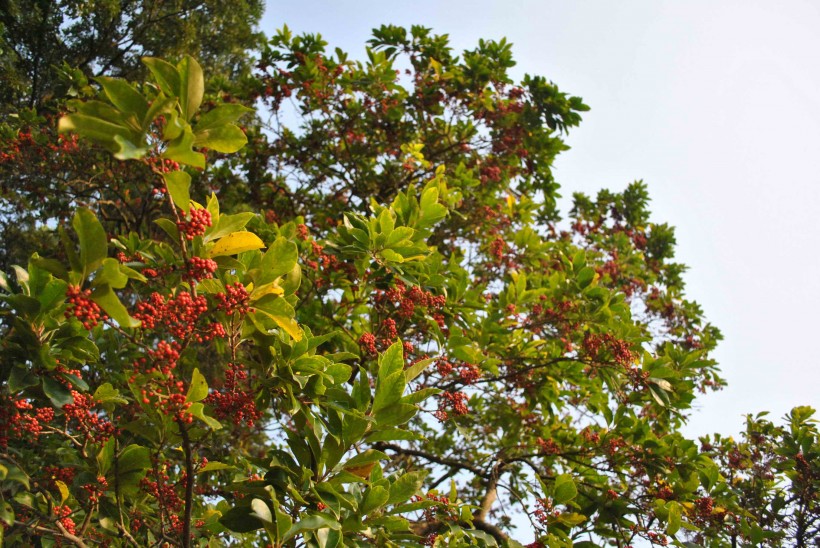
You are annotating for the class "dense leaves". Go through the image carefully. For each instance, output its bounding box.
[0,21,817,548]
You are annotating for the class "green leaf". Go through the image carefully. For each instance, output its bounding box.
[92,258,128,289]
[577,267,596,288]
[43,376,74,407]
[73,208,107,277]
[96,76,149,122]
[118,444,151,474]
[404,357,433,382]
[373,371,406,414]
[8,366,39,392]
[188,402,222,430]
[58,113,134,149]
[283,513,341,542]
[378,341,405,383]
[220,506,264,533]
[97,437,115,475]
[163,124,205,168]
[198,461,235,473]
[251,498,273,524]
[194,123,247,153]
[666,501,682,535]
[186,368,208,402]
[553,474,577,504]
[258,237,299,281]
[91,284,140,328]
[206,212,255,242]
[341,450,388,472]
[387,471,426,505]
[196,103,253,131]
[361,485,389,515]
[178,56,204,121]
[364,429,424,443]
[373,403,417,427]
[112,134,149,160]
[154,218,180,241]
[142,57,180,97]
[164,171,192,214]
[0,500,14,527]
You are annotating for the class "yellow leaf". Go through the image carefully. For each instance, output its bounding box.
[250,281,284,301]
[54,480,70,504]
[271,315,302,341]
[345,462,376,479]
[208,231,264,257]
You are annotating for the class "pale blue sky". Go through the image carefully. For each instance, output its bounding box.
[262,0,820,439]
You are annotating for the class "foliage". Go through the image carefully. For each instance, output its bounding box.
[0,22,817,548]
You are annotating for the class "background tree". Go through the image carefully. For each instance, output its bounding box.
[0,0,265,271]
[0,20,817,548]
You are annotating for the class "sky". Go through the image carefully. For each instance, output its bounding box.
[261,0,820,439]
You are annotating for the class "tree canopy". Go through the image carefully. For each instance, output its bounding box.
[0,13,817,548]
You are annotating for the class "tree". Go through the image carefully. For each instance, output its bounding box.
[0,23,817,547]
[0,0,265,271]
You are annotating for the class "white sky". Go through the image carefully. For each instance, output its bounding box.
[262,0,820,439]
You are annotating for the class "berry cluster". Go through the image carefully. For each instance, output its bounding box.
[532,498,556,528]
[134,292,210,340]
[358,332,377,355]
[177,208,212,240]
[0,397,54,448]
[82,476,108,504]
[215,282,250,316]
[63,391,116,444]
[376,282,446,319]
[296,223,309,240]
[582,332,638,367]
[434,391,469,421]
[140,462,183,514]
[65,285,107,330]
[411,491,458,522]
[489,237,506,264]
[53,505,76,535]
[185,257,217,282]
[536,437,560,455]
[205,363,262,427]
[147,156,180,174]
[43,466,76,490]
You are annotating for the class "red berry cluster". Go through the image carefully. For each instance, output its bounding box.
[63,391,116,444]
[296,223,309,240]
[53,505,76,535]
[177,208,212,240]
[582,332,638,367]
[43,466,76,490]
[411,492,458,522]
[358,332,377,355]
[185,257,217,282]
[134,291,209,340]
[536,437,560,455]
[381,318,398,339]
[140,462,182,513]
[215,282,250,316]
[489,237,506,264]
[0,397,54,448]
[306,241,357,288]
[375,281,446,321]
[205,363,262,427]
[65,285,107,329]
[434,391,469,421]
[458,362,481,385]
[147,156,180,174]
[82,476,108,504]
[533,498,556,528]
